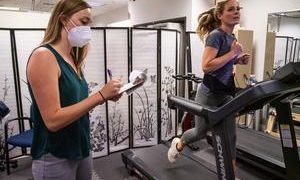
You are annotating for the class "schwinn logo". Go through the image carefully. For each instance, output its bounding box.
[216,135,226,180]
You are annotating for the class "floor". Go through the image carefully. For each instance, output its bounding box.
[0,151,139,180]
[186,140,284,180]
[0,138,293,180]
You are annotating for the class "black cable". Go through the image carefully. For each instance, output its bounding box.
[172,74,202,84]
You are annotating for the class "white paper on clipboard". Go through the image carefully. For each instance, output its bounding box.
[119,69,147,95]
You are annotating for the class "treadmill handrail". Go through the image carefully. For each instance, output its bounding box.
[168,79,300,127]
[215,79,300,120]
[167,95,217,118]
[168,62,300,127]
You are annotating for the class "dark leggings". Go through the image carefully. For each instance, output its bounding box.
[181,84,236,159]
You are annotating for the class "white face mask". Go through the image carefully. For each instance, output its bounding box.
[66,19,92,47]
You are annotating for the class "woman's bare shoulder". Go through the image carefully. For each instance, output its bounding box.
[30,46,54,60]
[27,46,58,74]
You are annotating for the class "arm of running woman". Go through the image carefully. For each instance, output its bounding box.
[236,53,251,65]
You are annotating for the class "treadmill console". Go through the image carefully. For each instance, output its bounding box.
[272,62,300,83]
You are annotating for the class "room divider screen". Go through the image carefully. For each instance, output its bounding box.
[186,32,204,79]
[0,30,18,120]
[186,32,204,100]
[274,36,294,69]
[0,29,20,158]
[0,27,180,158]
[84,28,108,157]
[160,30,178,141]
[293,38,300,62]
[131,28,158,147]
[14,30,45,119]
[13,30,45,157]
[104,28,130,153]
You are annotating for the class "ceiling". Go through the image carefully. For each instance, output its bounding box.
[0,0,128,16]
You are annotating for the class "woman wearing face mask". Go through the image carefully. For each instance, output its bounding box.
[26,0,122,179]
[168,0,250,175]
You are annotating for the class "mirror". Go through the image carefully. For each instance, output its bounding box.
[264,10,300,79]
[264,9,300,146]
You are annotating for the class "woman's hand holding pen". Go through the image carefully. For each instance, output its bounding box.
[99,79,123,102]
[98,69,123,102]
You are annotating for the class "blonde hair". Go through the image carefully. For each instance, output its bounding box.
[196,0,229,40]
[42,0,91,75]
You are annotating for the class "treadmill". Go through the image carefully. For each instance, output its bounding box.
[236,112,300,178]
[236,72,300,178]
[122,62,300,180]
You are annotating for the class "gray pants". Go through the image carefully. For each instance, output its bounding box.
[181,84,236,159]
[32,153,93,180]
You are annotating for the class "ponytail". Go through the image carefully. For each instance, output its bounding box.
[196,8,218,40]
[196,0,229,40]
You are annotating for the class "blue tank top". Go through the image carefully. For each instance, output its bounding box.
[28,44,90,160]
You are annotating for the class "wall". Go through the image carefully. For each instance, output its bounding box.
[191,0,215,32]
[269,16,300,38]
[92,5,129,27]
[128,0,192,29]
[0,11,50,28]
[239,0,300,81]
[279,17,300,38]
[2,0,300,81]
[128,0,300,81]
[107,19,132,27]
[0,6,129,28]
[0,6,130,28]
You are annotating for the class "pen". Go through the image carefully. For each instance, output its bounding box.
[107,69,113,80]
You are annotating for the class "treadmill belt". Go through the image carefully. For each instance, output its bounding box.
[237,128,284,166]
[237,128,300,168]
[124,144,216,180]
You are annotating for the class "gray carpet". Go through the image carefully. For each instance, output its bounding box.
[93,151,139,180]
[0,152,138,180]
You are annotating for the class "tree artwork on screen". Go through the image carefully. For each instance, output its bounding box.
[133,87,156,142]
[88,81,107,152]
[108,102,129,146]
[161,66,175,139]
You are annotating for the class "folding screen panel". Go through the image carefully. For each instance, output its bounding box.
[274,36,294,69]
[186,32,204,100]
[293,39,300,62]
[176,31,181,134]
[0,30,19,156]
[177,32,181,79]
[14,30,44,156]
[160,30,177,141]
[1,27,182,156]
[14,29,44,155]
[188,32,204,78]
[131,29,158,147]
[0,30,18,119]
[176,32,182,99]
[14,30,45,118]
[84,29,108,158]
[105,28,130,152]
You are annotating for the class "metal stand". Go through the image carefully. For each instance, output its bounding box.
[168,95,235,180]
[211,121,235,180]
[272,100,300,180]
